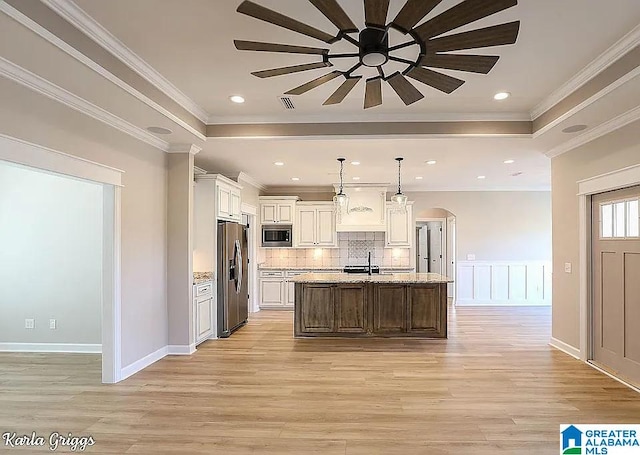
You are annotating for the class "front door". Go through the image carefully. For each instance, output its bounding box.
[591,186,640,386]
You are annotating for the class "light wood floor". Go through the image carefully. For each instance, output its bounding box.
[1,306,639,454]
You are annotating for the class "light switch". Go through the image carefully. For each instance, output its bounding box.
[49,319,57,330]
[467,254,476,261]
[25,319,35,329]
[564,262,572,273]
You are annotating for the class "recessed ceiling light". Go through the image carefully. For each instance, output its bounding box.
[426,160,437,165]
[274,161,284,166]
[477,175,486,180]
[504,159,515,164]
[352,176,361,181]
[146,126,172,135]
[562,124,588,134]
[494,92,510,101]
[230,95,245,104]
[415,176,423,180]
[351,161,361,165]
[291,177,300,181]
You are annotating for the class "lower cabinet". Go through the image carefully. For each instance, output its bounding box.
[259,270,306,309]
[295,282,446,338]
[193,281,214,345]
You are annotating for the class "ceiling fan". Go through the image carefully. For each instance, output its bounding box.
[234,0,520,109]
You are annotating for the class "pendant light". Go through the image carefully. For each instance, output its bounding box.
[391,157,408,211]
[333,158,349,212]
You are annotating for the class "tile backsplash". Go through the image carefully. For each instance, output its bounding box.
[259,232,411,268]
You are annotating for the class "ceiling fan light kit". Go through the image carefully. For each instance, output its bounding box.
[235,0,520,109]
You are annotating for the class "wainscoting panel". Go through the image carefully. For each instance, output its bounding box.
[456,261,552,305]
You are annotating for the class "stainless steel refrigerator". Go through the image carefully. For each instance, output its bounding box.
[217,221,249,337]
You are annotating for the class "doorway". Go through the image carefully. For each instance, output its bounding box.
[416,220,445,274]
[591,185,640,387]
[0,135,122,383]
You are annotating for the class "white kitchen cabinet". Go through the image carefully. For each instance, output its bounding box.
[259,197,297,224]
[385,202,413,248]
[259,270,306,309]
[295,203,337,248]
[193,281,214,345]
[214,177,242,222]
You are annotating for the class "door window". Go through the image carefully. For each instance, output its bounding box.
[600,198,640,239]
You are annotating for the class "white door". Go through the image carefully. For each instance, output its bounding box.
[260,279,285,306]
[387,209,410,246]
[261,204,277,223]
[230,190,241,220]
[316,208,336,246]
[417,226,429,273]
[297,208,317,246]
[428,222,443,274]
[278,204,293,223]
[217,185,231,218]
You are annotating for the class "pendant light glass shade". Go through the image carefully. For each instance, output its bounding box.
[333,158,349,213]
[392,157,407,212]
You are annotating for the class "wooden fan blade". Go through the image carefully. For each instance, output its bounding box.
[237,1,335,43]
[309,0,358,33]
[285,71,343,95]
[364,0,390,29]
[415,0,517,40]
[391,0,443,34]
[323,77,361,105]
[406,67,465,94]
[364,77,383,109]
[235,40,329,55]
[252,62,332,78]
[428,21,520,52]
[387,72,424,105]
[421,53,500,74]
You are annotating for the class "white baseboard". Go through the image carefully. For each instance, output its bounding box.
[167,344,196,355]
[586,362,640,394]
[549,337,581,359]
[456,300,551,306]
[120,345,168,381]
[0,342,101,353]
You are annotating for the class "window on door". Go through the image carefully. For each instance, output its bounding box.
[600,198,640,239]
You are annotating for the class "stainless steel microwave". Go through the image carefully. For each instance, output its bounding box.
[262,225,292,248]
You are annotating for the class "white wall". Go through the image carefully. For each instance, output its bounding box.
[0,161,102,344]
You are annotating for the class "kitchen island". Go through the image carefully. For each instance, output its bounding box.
[291,273,452,338]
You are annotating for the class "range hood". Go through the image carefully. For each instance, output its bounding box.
[332,183,388,232]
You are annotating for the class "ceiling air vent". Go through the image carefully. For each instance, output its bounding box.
[278,96,295,110]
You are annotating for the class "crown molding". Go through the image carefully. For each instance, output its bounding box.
[263,185,333,194]
[531,24,640,120]
[41,0,210,123]
[0,1,206,142]
[234,172,266,191]
[545,105,640,158]
[193,166,208,175]
[168,144,202,155]
[0,56,169,151]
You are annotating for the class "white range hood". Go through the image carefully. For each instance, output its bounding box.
[332,183,388,232]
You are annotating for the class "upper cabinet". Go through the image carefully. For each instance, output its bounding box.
[259,197,298,225]
[216,178,242,222]
[295,202,337,248]
[385,202,414,248]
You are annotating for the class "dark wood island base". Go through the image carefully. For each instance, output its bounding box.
[292,273,451,338]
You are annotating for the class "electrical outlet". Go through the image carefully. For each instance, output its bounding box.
[25,319,35,329]
[564,262,572,273]
[467,254,476,261]
[49,319,57,330]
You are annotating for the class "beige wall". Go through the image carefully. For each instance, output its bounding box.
[551,121,640,349]
[0,98,169,367]
[237,176,261,209]
[407,191,552,262]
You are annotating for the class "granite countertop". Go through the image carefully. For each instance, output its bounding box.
[193,271,213,285]
[290,273,452,284]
